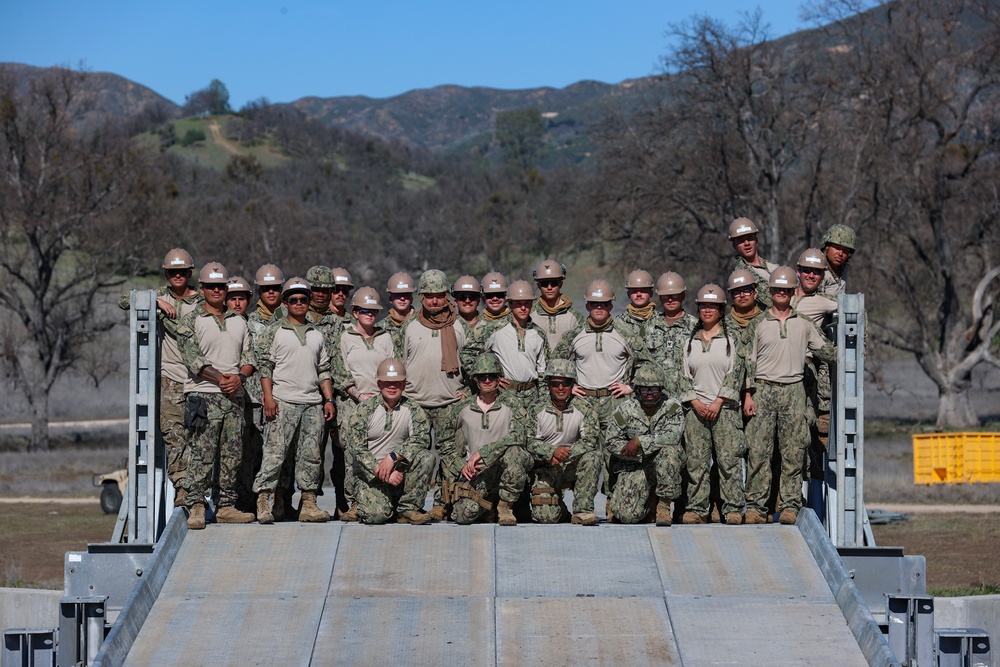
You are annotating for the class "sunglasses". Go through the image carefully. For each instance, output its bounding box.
[357,308,377,315]
[798,267,824,276]
[286,296,309,305]
[537,280,562,288]
[165,269,191,277]
[548,379,574,388]
[453,293,480,302]
[731,286,755,296]
[202,284,227,291]
[636,385,661,393]
[771,287,795,295]
[587,301,611,309]
[476,373,500,382]
[332,286,351,294]
[259,285,281,293]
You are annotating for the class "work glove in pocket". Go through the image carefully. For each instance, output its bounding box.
[184,394,209,430]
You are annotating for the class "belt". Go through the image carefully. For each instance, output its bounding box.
[756,379,799,386]
[507,380,538,392]
[580,387,612,398]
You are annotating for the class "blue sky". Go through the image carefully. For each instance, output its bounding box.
[1,1,810,109]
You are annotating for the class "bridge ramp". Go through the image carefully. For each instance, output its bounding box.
[123,521,867,666]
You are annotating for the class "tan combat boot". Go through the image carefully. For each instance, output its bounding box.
[299,492,330,523]
[496,499,517,526]
[216,505,254,523]
[187,502,206,530]
[779,509,798,525]
[743,509,767,524]
[605,498,614,524]
[271,488,285,522]
[682,511,707,525]
[257,491,274,525]
[339,504,359,522]
[397,510,433,525]
[655,498,672,527]
[571,512,599,526]
[173,486,187,508]
[426,504,448,522]
[725,512,744,525]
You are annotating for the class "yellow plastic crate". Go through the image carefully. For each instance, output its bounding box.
[913,432,1000,484]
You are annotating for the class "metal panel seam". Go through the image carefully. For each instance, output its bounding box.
[309,525,345,666]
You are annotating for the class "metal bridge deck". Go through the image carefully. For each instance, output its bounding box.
[123,521,867,666]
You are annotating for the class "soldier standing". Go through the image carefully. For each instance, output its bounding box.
[820,224,856,297]
[641,272,698,399]
[348,358,434,525]
[395,269,469,521]
[452,275,482,331]
[744,267,836,525]
[176,262,256,529]
[729,217,779,306]
[530,258,584,352]
[525,360,602,525]
[336,287,395,521]
[224,275,258,513]
[252,277,336,524]
[483,280,548,407]
[614,270,657,341]
[439,353,532,526]
[678,285,747,526]
[480,271,511,325]
[118,248,202,504]
[382,272,416,336]
[604,365,685,525]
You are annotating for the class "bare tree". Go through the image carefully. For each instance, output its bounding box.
[0,66,159,450]
[810,0,1000,426]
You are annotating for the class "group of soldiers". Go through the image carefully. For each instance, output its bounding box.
[124,216,857,530]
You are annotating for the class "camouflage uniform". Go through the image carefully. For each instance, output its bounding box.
[252,319,331,495]
[605,394,685,524]
[640,313,698,398]
[176,306,254,510]
[348,396,434,524]
[119,285,202,489]
[745,311,836,516]
[525,396,602,522]
[531,298,585,354]
[613,307,655,344]
[735,256,779,307]
[678,329,748,517]
[439,392,531,524]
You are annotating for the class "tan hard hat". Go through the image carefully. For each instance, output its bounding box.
[797,248,829,270]
[281,276,311,298]
[533,259,566,281]
[162,248,194,270]
[506,280,535,301]
[198,262,229,284]
[655,272,686,296]
[481,271,509,294]
[727,269,756,291]
[695,283,727,305]
[226,276,252,295]
[332,267,353,289]
[728,217,759,239]
[625,270,654,289]
[452,275,481,294]
[768,266,800,288]
[386,272,415,294]
[585,279,614,301]
[377,357,406,382]
[351,286,383,310]
[254,264,284,287]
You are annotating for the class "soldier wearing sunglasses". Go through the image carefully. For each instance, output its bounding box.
[530,258,584,352]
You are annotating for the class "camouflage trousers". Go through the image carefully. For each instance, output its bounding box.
[452,447,533,525]
[334,395,359,504]
[355,449,435,524]
[607,445,685,524]
[745,381,809,515]
[578,393,625,493]
[183,392,244,508]
[236,403,265,512]
[160,377,188,488]
[684,406,747,516]
[529,450,602,523]
[254,400,325,493]
[423,404,454,507]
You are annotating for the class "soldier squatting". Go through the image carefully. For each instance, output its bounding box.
[121,218,855,529]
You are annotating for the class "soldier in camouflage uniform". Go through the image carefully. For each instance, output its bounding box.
[729,217,779,307]
[117,248,202,504]
[382,272,416,337]
[224,275,259,513]
[604,365,685,525]
[347,358,434,525]
[481,280,548,408]
[820,224,856,297]
[253,277,336,524]
[176,262,256,529]
[641,272,698,399]
[678,285,747,525]
[614,270,657,341]
[336,287,395,521]
[458,271,510,388]
[453,275,483,331]
[525,360,601,525]
[439,353,532,525]
[744,267,836,525]
[530,259,585,352]
[395,269,470,521]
